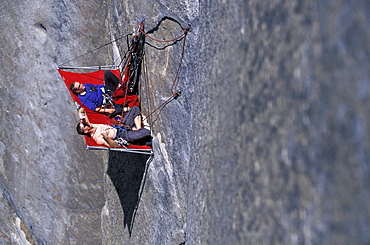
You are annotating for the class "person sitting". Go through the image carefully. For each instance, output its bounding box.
[69,70,129,116]
[76,106,151,147]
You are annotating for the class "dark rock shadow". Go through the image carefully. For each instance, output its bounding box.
[107,151,152,236]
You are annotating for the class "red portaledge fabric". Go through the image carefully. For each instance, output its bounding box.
[58,69,152,151]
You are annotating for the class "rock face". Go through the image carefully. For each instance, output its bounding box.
[0,0,369,244]
[187,1,370,244]
[0,1,111,244]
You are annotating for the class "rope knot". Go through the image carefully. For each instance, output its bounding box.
[173,91,181,99]
[184,25,191,33]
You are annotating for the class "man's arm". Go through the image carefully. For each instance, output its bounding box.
[78,107,90,124]
[94,134,111,147]
[95,106,130,116]
[101,131,118,148]
[95,107,115,114]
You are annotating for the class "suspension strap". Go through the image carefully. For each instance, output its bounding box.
[58,34,132,67]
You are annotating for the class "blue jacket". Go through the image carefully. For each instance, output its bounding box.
[78,83,104,111]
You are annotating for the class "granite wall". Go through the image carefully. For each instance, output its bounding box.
[0,0,369,244]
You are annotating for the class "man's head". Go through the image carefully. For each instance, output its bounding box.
[76,121,91,135]
[70,82,85,95]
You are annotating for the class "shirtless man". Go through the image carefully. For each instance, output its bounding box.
[76,106,151,147]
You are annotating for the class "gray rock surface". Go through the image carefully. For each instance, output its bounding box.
[0,1,110,244]
[0,0,369,244]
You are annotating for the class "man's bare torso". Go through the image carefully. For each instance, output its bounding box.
[91,124,117,146]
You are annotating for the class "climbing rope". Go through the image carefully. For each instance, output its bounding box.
[142,91,181,122]
[140,28,188,43]
[142,25,190,122]
[171,26,189,93]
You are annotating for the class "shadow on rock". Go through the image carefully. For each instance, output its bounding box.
[107,151,152,235]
